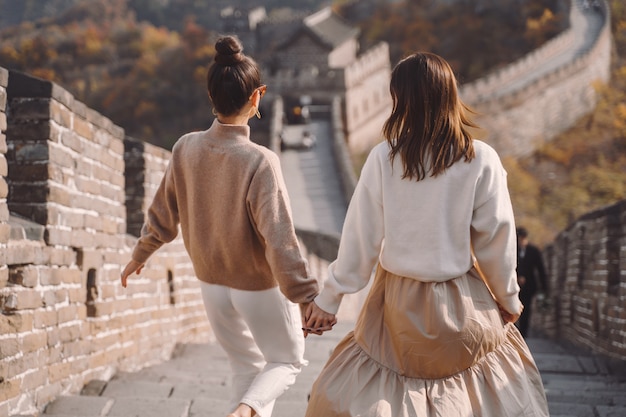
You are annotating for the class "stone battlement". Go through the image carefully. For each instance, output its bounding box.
[460,0,612,155]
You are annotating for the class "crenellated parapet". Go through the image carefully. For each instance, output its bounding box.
[344,42,391,90]
[536,198,626,361]
[0,69,211,416]
[460,0,612,156]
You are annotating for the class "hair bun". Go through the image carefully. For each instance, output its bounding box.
[214,36,244,66]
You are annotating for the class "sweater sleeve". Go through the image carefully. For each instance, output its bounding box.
[132,162,180,264]
[315,151,384,314]
[471,153,522,315]
[248,153,319,304]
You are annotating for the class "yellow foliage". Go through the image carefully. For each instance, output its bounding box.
[142,26,179,52]
[31,68,56,81]
[135,101,157,118]
[526,9,555,32]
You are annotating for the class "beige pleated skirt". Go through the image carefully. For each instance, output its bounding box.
[305,265,549,417]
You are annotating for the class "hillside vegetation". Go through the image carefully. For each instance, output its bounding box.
[0,0,565,148]
[1,0,622,246]
[505,0,626,246]
[337,0,567,83]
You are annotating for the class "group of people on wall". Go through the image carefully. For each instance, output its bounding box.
[120,35,550,417]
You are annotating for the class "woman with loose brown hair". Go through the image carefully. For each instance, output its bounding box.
[121,36,319,417]
[304,52,549,416]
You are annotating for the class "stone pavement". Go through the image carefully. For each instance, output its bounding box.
[279,119,347,236]
[36,319,626,417]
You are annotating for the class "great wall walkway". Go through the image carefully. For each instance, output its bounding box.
[460,0,606,102]
[278,118,346,237]
[38,320,626,417]
[495,0,605,98]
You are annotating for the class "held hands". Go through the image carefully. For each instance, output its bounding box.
[302,301,337,337]
[120,260,145,288]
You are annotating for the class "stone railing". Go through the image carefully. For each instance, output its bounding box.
[0,69,212,416]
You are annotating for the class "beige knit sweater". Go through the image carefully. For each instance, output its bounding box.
[132,119,319,304]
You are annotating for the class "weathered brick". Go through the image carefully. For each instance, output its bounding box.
[9,265,39,288]
[33,309,57,329]
[48,184,73,208]
[34,380,62,409]
[50,99,72,129]
[8,98,51,120]
[0,338,19,358]
[45,226,72,247]
[0,132,7,153]
[8,350,41,376]
[8,183,48,204]
[56,268,81,285]
[15,290,43,310]
[0,177,7,199]
[5,162,48,182]
[42,288,68,307]
[48,361,72,382]
[77,249,104,271]
[12,141,49,162]
[62,339,88,359]
[70,229,95,248]
[5,242,44,265]
[0,87,6,110]
[57,323,81,343]
[6,119,51,141]
[68,287,85,304]
[0,154,7,176]
[57,304,81,324]
[45,246,76,266]
[0,378,21,402]
[21,367,46,390]
[73,116,93,140]
[0,267,8,289]
[20,331,46,354]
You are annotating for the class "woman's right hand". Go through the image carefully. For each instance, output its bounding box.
[498,302,522,324]
[304,301,337,336]
[121,260,145,288]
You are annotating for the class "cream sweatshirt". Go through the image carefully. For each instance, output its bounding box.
[315,140,522,316]
[132,119,319,304]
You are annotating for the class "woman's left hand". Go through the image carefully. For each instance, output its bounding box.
[303,301,337,336]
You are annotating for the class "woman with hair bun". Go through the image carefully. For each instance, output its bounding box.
[121,35,320,417]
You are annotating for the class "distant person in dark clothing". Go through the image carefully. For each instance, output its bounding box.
[516,227,548,337]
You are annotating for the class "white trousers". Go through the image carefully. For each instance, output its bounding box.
[200,282,306,417]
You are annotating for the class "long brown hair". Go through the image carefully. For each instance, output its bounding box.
[383,52,477,181]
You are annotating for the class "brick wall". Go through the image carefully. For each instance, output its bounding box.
[0,70,211,416]
[0,68,8,304]
[533,199,626,361]
[460,0,612,156]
